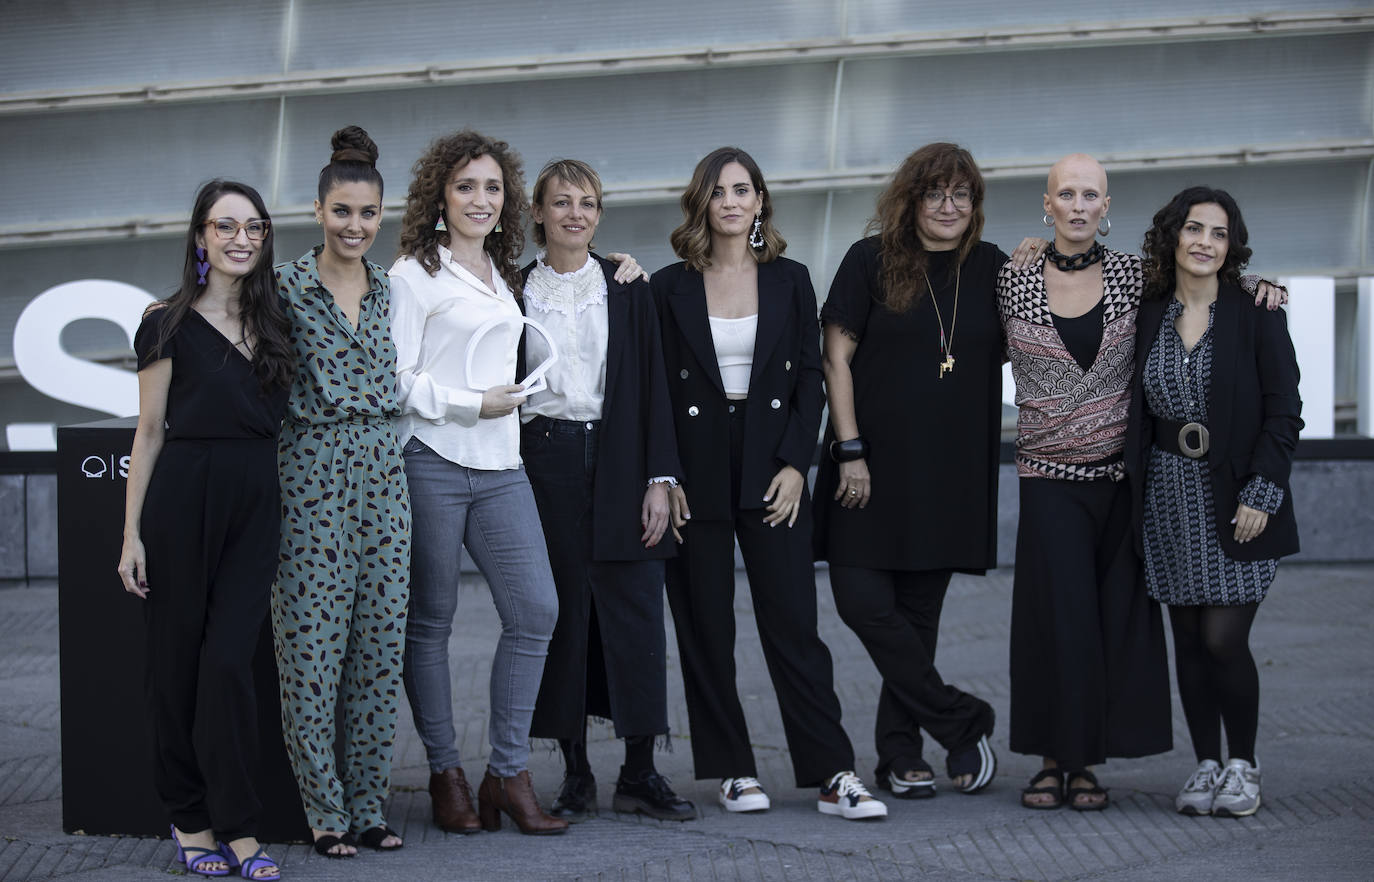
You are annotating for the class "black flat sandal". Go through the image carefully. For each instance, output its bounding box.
[1020,768,1065,810]
[1066,769,1109,811]
[312,831,357,858]
[357,825,404,851]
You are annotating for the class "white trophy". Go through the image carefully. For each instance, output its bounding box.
[463,315,559,396]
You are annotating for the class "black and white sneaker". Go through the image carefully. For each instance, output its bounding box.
[818,771,887,820]
[719,776,770,812]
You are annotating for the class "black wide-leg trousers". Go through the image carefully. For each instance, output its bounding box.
[830,566,994,780]
[1009,476,1171,770]
[141,438,279,839]
[665,409,855,788]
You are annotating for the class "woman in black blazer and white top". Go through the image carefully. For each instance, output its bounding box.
[651,146,884,820]
[1126,186,1302,819]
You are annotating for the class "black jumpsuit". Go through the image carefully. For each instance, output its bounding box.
[135,307,287,839]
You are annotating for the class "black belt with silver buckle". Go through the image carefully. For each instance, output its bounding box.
[1152,417,1210,459]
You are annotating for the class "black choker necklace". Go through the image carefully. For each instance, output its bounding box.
[1046,241,1105,272]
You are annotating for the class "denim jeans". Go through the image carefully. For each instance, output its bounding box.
[401,440,559,777]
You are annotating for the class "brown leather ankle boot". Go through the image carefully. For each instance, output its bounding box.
[430,767,481,834]
[477,769,569,835]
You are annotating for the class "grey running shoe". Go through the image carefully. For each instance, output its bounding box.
[1175,759,1223,815]
[1211,758,1261,817]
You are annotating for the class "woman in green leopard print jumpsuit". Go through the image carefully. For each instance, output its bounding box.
[272,127,410,856]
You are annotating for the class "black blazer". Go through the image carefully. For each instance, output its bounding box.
[1126,283,1303,561]
[650,256,823,521]
[519,254,682,561]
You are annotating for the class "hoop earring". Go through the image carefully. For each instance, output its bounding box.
[434,213,447,232]
[195,247,209,286]
[749,212,764,249]
[1097,217,1111,237]
[1042,214,1054,228]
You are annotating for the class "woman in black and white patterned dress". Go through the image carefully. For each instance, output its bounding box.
[1127,186,1302,820]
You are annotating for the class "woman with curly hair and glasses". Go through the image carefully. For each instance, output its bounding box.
[653,146,885,821]
[119,179,292,879]
[813,143,1024,803]
[389,131,644,836]
[1127,187,1301,819]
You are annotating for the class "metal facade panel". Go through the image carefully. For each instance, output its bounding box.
[271,63,837,206]
[287,0,842,70]
[846,0,1359,33]
[2,0,286,94]
[0,101,282,226]
[834,32,1373,169]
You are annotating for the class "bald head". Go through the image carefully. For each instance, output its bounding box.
[1047,153,1107,196]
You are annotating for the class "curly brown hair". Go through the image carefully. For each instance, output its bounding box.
[866,143,985,312]
[1141,186,1252,300]
[669,147,786,272]
[397,130,527,292]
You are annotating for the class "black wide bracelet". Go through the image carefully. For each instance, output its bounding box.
[829,437,870,463]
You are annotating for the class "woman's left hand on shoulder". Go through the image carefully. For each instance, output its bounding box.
[606,252,650,284]
[1255,280,1288,310]
[762,465,804,528]
[1232,503,1270,543]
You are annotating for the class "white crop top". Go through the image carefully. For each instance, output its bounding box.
[709,313,758,397]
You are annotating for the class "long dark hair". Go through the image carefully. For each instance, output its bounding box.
[151,179,294,392]
[318,125,383,201]
[397,130,527,292]
[867,142,985,312]
[669,146,786,272]
[1141,185,1253,300]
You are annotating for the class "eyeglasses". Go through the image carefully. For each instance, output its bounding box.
[921,188,973,211]
[203,218,271,240]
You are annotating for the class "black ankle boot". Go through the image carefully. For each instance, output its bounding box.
[612,767,697,821]
[550,770,597,821]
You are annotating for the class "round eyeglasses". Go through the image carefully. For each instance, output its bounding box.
[203,218,271,240]
[921,188,973,211]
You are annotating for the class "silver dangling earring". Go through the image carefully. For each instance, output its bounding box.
[1042,214,1054,228]
[1097,216,1111,237]
[749,212,764,249]
[493,221,503,234]
[434,212,447,232]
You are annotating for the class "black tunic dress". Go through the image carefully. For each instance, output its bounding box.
[814,239,1006,573]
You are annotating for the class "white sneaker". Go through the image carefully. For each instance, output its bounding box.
[818,771,888,820]
[1175,759,1223,815]
[1212,758,1261,817]
[719,777,770,812]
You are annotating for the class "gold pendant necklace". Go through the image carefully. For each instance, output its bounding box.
[924,266,960,378]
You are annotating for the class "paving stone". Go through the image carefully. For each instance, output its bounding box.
[0,564,1372,880]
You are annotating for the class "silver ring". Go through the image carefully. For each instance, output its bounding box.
[849,489,857,496]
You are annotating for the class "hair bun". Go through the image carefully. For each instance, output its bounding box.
[330,125,379,166]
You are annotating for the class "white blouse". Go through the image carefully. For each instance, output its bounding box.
[389,244,522,471]
[520,253,608,423]
[709,313,758,397]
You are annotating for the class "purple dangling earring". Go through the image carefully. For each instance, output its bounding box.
[195,247,210,286]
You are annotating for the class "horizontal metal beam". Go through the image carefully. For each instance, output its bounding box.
[2,139,1369,249]
[2,11,1370,115]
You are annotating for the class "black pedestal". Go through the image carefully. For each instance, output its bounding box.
[57,417,309,840]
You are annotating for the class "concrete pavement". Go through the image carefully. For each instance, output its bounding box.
[2,562,1372,881]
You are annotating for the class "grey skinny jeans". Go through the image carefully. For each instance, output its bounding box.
[401,440,559,777]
